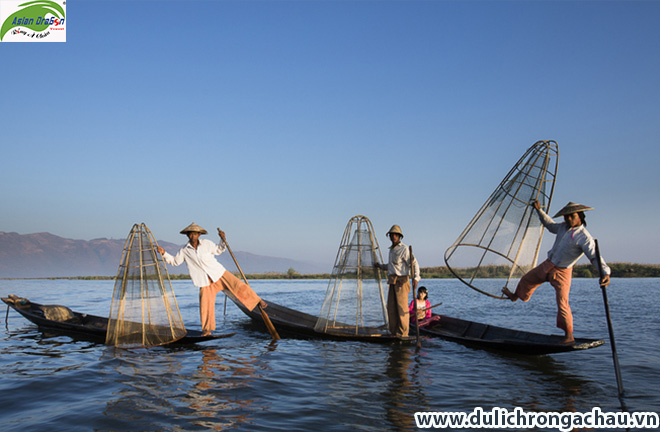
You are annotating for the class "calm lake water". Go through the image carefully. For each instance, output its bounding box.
[1,278,658,431]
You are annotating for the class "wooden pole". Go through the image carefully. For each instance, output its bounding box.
[218,229,280,341]
[410,245,421,348]
[595,239,624,398]
[421,302,443,312]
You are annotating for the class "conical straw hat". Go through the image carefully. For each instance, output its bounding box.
[386,224,404,238]
[553,202,594,218]
[180,222,208,235]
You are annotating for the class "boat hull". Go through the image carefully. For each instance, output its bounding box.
[2,296,234,346]
[414,313,604,355]
[235,299,415,343]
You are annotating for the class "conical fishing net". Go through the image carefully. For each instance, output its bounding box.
[315,215,389,336]
[106,223,187,348]
[445,141,558,298]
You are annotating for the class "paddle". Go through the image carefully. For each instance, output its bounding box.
[421,302,443,312]
[218,229,280,341]
[410,246,421,348]
[595,239,624,398]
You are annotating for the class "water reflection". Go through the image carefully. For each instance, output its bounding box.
[100,346,261,431]
[498,352,606,415]
[382,346,428,432]
[187,348,258,430]
[1,279,658,432]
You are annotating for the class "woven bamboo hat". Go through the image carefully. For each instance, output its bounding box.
[553,202,594,218]
[180,222,208,235]
[386,224,404,238]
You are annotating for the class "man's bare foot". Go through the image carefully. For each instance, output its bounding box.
[559,334,575,345]
[502,287,518,302]
[201,331,212,337]
[260,300,268,309]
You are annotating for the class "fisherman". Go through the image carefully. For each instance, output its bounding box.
[157,223,265,336]
[375,225,421,338]
[502,201,611,344]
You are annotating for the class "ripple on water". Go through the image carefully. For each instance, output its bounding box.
[0,278,659,432]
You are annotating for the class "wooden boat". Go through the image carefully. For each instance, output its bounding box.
[235,299,603,353]
[235,299,415,343]
[2,295,234,346]
[412,313,604,355]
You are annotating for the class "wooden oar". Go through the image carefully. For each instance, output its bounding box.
[595,239,624,398]
[218,229,280,341]
[410,245,421,348]
[421,302,443,312]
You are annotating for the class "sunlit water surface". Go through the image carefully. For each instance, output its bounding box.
[1,278,658,431]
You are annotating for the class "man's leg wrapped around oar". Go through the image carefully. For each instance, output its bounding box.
[199,272,262,335]
[215,228,280,340]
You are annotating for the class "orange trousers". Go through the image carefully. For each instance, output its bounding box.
[199,271,261,333]
[514,259,573,334]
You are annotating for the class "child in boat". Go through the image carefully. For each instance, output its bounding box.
[409,286,440,327]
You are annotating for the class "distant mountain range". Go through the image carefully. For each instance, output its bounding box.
[0,232,328,278]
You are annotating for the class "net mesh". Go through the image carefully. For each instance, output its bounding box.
[444,141,559,298]
[105,223,187,348]
[315,215,389,336]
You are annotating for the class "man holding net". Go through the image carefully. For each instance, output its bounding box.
[375,225,421,338]
[157,223,265,336]
[502,201,611,344]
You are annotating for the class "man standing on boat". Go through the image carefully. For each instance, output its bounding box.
[502,201,611,344]
[375,225,420,338]
[157,223,265,336]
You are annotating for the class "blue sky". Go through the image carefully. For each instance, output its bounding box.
[2,0,659,269]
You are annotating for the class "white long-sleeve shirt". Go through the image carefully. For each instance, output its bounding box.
[537,207,611,275]
[162,238,228,287]
[387,242,421,282]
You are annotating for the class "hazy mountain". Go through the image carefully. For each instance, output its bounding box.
[0,232,327,278]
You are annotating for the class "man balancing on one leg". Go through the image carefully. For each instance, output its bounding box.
[157,223,266,336]
[502,201,611,344]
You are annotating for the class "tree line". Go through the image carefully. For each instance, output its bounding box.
[10,262,659,280]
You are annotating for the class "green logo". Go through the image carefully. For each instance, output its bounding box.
[1,1,65,41]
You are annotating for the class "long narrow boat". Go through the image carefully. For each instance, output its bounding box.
[413,313,604,355]
[238,298,603,354]
[2,295,234,345]
[234,299,415,343]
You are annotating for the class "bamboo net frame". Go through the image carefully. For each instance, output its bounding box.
[444,141,559,298]
[315,215,389,335]
[105,223,186,348]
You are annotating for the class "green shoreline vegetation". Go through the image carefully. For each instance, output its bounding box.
[3,263,660,280]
